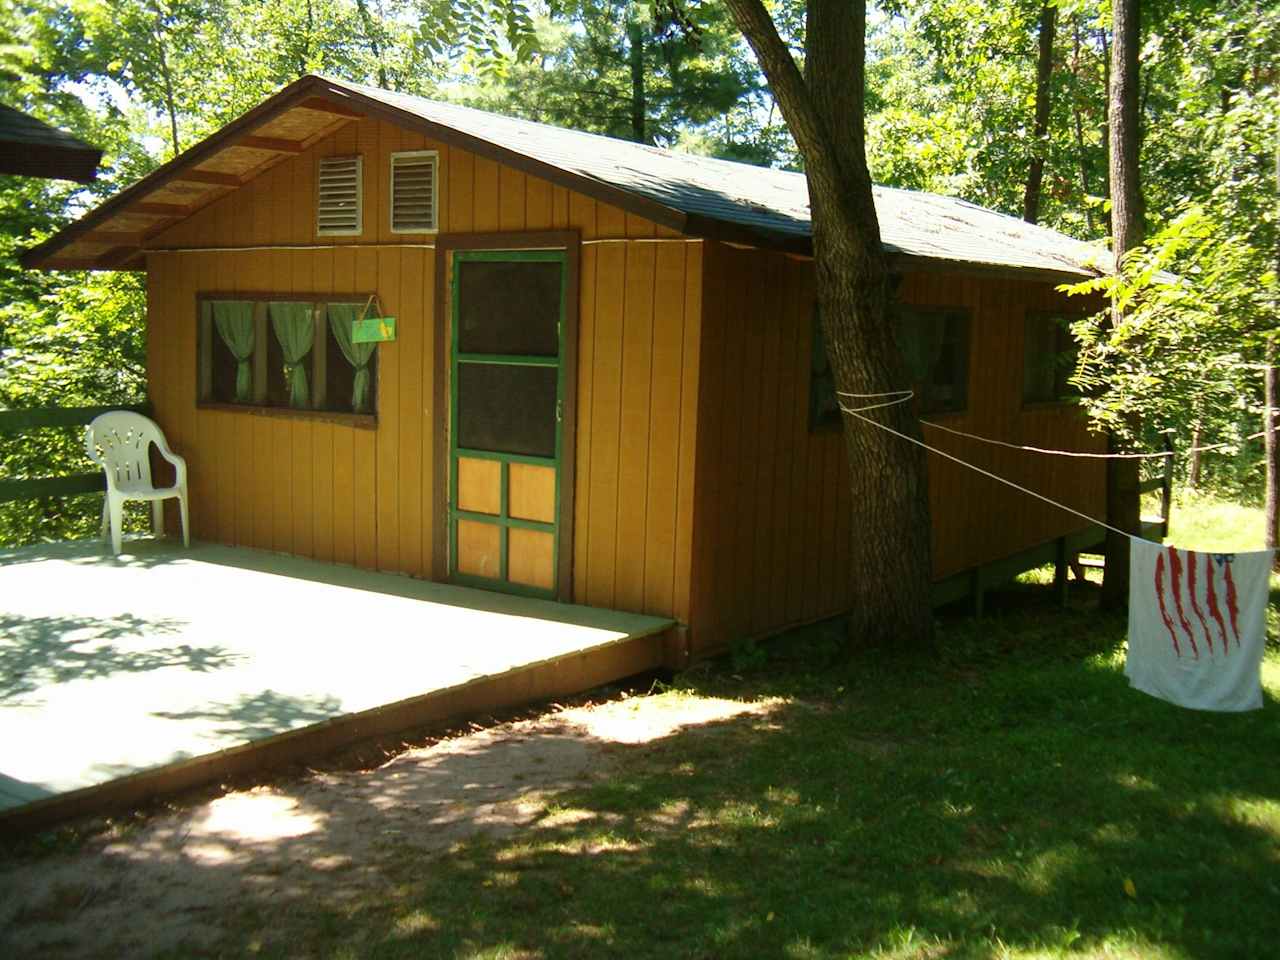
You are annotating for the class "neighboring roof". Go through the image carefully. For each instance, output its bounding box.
[21,75,1107,278]
[0,104,102,183]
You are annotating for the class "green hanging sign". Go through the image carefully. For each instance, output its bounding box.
[352,315,396,343]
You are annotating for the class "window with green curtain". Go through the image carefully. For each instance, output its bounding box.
[326,303,378,413]
[198,295,378,416]
[1023,313,1081,404]
[210,300,255,403]
[268,301,315,408]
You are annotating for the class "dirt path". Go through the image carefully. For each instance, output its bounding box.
[0,693,774,958]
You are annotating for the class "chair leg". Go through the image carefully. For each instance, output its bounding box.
[108,495,124,556]
[178,488,190,547]
[151,499,165,538]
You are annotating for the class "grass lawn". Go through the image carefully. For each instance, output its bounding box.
[188,496,1278,960]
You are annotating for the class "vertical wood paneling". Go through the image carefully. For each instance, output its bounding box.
[613,243,655,611]
[473,157,499,231]
[498,167,525,231]
[686,242,1107,658]
[572,245,598,602]
[398,248,425,577]
[642,243,685,615]
[352,248,378,570]
[584,243,625,607]
[374,246,400,572]
[672,243,703,624]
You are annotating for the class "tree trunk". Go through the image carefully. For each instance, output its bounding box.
[1187,420,1202,489]
[356,0,390,88]
[1070,18,1095,234]
[627,18,647,143]
[723,0,934,648]
[1266,337,1278,551]
[1023,3,1057,224]
[150,11,181,157]
[1102,0,1143,609]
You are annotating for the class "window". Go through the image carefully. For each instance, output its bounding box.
[390,150,439,233]
[809,305,842,430]
[198,297,379,416]
[317,155,363,236]
[808,303,971,430]
[895,306,969,415]
[1023,313,1080,404]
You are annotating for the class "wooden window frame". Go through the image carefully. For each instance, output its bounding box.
[195,291,379,427]
[389,149,440,235]
[897,304,971,418]
[1021,310,1083,409]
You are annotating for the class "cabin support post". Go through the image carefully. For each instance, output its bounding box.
[1053,536,1069,607]
[1160,434,1175,540]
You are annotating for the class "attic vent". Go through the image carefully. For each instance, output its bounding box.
[317,155,363,236]
[390,150,439,233]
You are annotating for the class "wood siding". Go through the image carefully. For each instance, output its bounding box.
[145,117,702,624]
[686,241,1106,656]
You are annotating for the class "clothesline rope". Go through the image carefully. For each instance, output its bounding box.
[837,389,1277,458]
[837,393,1146,542]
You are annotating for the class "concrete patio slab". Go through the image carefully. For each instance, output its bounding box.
[0,538,672,820]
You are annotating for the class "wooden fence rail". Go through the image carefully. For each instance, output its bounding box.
[0,402,150,505]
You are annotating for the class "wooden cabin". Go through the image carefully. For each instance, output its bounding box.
[24,75,1107,662]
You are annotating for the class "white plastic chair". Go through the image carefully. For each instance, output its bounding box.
[85,411,189,555]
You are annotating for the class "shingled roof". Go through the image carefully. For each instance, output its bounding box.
[0,104,101,183]
[22,75,1106,277]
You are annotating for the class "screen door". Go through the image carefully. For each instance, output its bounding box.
[449,250,567,597]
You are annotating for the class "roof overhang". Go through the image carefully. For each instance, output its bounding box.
[0,105,102,184]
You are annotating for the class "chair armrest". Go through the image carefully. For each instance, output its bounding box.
[161,448,188,488]
[84,426,103,466]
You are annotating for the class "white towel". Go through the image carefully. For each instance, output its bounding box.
[1126,540,1273,712]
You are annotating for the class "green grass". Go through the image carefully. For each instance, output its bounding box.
[185,496,1280,957]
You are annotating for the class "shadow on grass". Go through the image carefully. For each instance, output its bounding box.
[4,578,1279,959]
[0,612,242,703]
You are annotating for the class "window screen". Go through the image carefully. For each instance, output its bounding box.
[1023,313,1080,404]
[809,305,841,430]
[457,259,562,357]
[456,362,558,458]
[896,306,969,414]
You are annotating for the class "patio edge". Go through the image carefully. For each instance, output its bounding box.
[0,624,672,835]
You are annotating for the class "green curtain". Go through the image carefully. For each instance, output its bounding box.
[211,300,255,402]
[269,301,315,408]
[327,303,377,413]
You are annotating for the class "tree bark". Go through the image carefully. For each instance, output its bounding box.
[356,0,391,88]
[1266,337,1278,552]
[1187,420,1202,489]
[1103,0,1143,608]
[1070,18,1095,234]
[1023,3,1057,224]
[723,0,935,648]
[150,7,181,157]
[627,18,647,143]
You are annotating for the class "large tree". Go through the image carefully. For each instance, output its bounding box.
[1101,0,1143,607]
[720,0,935,647]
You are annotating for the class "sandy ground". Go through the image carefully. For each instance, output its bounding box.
[0,693,775,958]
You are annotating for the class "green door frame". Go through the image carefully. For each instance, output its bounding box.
[447,247,569,600]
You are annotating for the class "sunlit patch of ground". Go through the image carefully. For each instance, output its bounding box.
[0,687,778,959]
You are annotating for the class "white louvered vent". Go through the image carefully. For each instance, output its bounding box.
[317,155,363,236]
[390,150,439,233]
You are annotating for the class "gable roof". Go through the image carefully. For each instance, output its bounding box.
[0,104,102,183]
[21,75,1106,279]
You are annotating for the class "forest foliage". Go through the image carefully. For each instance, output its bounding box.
[0,0,1276,545]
